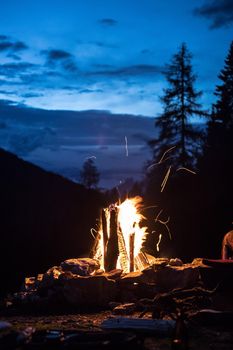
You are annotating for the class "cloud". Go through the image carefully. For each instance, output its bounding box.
[44,49,72,60]
[0,35,8,41]
[42,49,78,72]
[21,92,44,98]
[89,64,164,77]
[7,53,21,61]
[194,0,233,28]
[0,35,28,52]
[79,88,104,94]
[92,41,118,49]
[98,18,118,26]
[8,131,45,155]
[0,62,37,78]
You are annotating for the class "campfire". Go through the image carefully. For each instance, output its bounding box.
[10,194,232,323]
[92,196,149,273]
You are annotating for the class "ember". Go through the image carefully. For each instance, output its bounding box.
[93,196,149,273]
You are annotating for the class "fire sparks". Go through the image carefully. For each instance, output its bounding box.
[156,233,162,252]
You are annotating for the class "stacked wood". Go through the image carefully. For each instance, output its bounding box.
[117,226,129,272]
[101,209,108,271]
[129,233,135,272]
[105,206,119,272]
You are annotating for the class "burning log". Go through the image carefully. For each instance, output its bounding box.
[118,226,129,272]
[105,206,119,272]
[101,209,108,271]
[129,233,135,272]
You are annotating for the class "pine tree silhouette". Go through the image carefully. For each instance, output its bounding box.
[214,41,233,128]
[150,43,206,168]
[80,158,100,189]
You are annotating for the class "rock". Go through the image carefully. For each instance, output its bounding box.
[192,258,208,267]
[34,266,63,295]
[63,275,116,307]
[58,271,74,282]
[113,303,136,315]
[109,301,121,310]
[104,269,123,280]
[94,269,105,275]
[45,266,63,279]
[24,277,36,291]
[154,265,201,292]
[169,258,183,266]
[119,271,144,284]
[148,256,169,267]
[61,258,100,276]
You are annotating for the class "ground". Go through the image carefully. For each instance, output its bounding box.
[1,311,233,349]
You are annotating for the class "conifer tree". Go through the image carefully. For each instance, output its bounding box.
[214,41,233,128]
[80,158,100,189]
[150,43,206,167]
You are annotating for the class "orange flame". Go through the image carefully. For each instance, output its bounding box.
[94,196,148,273]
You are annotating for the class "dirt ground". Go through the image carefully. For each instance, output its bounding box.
[1,311,233,350]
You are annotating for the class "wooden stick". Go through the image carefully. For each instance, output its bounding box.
[105,206,119,271]
[129,233,135,272]
[117,226,129,272]
[101,208,108,271]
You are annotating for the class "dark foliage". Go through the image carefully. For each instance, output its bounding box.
[0,148,103,295]
[80,158,100,189]
[144,43,233,261]
[214,41,233,128]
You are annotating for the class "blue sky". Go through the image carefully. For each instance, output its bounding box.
[0,0,232,116]
[0,1,232,188]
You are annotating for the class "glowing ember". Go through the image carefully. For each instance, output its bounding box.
[94,196,148,273]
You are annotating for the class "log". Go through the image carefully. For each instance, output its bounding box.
[101,209,108,271]
[129,233,135,272]
[101,317,175,335]
[105,206,119,271]
[117,226,129,272]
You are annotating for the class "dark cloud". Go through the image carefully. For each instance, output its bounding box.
[92,63,115,69]
[0,62,35,76]
[98,18,118,26]
[0,35,28,52]
[21,92,44,98]
[42,49,78,73]
[0,35,9,41]
[7,53,21,60]
[43,49,72,60]
[0,89,17,95]
[8,132,45,155]
[194,0,233,29]
[89,64,164,77]
[0,62,37,78]
[92,41,118,49]
[79,88,104,94]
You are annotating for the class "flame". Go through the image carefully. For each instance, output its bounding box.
[117,196,147,260]
[94,196,148,273]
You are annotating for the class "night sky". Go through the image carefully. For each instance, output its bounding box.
[0,0,232,188]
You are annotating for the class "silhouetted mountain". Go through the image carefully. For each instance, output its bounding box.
[0,148,103,295]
